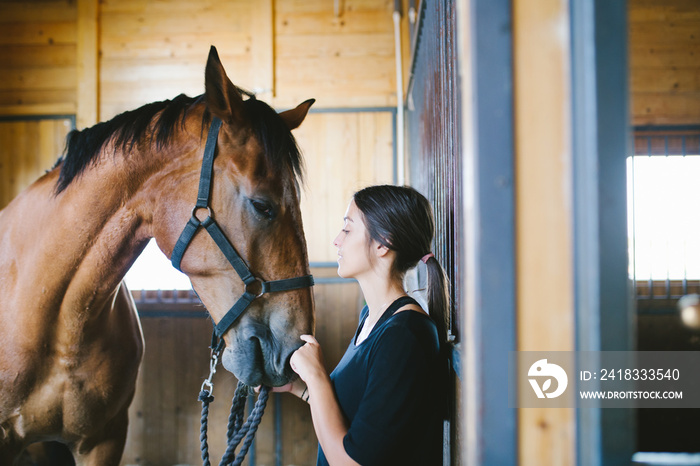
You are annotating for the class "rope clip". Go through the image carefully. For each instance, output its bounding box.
[201,350,220,394]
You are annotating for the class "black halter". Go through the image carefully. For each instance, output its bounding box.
[171,116,314,352]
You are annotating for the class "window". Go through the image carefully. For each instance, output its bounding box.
[124,239,192,290]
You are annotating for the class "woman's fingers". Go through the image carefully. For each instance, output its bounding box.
[299,334,317,344]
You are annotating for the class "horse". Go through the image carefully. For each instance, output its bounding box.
[0,46,315,465]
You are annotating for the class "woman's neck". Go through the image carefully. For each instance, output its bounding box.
[357,273,406,321]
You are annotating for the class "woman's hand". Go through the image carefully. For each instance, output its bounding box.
[289,335,328,387]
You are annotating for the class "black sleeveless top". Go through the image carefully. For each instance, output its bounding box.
[317,296,444,466]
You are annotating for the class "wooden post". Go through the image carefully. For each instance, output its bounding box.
[513,0,576,464]
[77,0,98,128]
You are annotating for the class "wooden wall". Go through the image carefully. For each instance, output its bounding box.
[98,0,403,121]
[0,117,72,207]
[0,0,77,116]
[629,0,700,126]
[296,110,395,261]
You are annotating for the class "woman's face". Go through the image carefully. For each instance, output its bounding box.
[333,200,372,279]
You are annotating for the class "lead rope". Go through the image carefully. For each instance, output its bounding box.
[199,351,270,466]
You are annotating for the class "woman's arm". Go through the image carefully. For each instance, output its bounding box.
[290,335,361,466]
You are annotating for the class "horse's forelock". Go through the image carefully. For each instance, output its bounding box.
[242,98,305,187]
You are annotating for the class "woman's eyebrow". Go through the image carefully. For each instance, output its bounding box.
[343,216,354,223]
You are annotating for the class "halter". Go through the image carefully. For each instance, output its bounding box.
[170,116,315,352]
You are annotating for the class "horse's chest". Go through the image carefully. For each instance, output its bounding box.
[1,347,130,442]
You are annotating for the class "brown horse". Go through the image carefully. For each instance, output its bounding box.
[0,46,315,465]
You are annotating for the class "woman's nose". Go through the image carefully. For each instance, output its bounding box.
[332,232,342,247]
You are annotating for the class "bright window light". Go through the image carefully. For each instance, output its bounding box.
[628,155,700,280]
[124,239,192,290]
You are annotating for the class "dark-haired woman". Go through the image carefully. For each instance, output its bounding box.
[277,185,449,466]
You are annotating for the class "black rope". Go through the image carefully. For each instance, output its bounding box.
[199,389,216,466]
[220,385,269,466]
[199,383,270,466]
[227,382,250,442]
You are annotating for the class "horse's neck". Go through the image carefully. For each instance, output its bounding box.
[1,151,155,328]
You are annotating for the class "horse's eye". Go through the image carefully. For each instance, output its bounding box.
[250,199,275,220]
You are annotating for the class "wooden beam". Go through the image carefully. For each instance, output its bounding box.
[514,0,575,464]
[77,0,98,128]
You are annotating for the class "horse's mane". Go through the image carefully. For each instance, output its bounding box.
[54,93,304,193]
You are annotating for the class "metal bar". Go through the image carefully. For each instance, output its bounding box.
[633,125,700,133]
[458,0,517,463]
[572,1,633,464]
[0,114,75,123]
[307,107,396,114]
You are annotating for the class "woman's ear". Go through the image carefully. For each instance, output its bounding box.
[375,243,391,258]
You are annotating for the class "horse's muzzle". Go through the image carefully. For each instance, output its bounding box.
[220,324,300,387]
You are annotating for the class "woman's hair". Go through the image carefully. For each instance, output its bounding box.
[353,185,450,345]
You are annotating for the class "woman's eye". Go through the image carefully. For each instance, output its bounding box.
[251,199,275,219]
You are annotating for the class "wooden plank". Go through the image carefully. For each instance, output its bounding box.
[100,10,253,37]
[629,19,700,43]
[0,0,76,22]
[0,22,76,45]
[77,0,98,128]
[99,36,250,59]
[276,56,396,107]
[275,33,395,58]
[101,0,250,14]
[0,66,76,91]
[632,92,700,126]
[629,2,700,22]
[0,89,76,107]
[630,66,700,93]
[629,43,700,68]
[0,44,76,67]
[275,9,394,35]
[0,104,70,119]
[99,60,206,83]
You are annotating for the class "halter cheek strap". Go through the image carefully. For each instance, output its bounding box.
[171,116,314,351]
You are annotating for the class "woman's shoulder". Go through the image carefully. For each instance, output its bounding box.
[379,306,439,348]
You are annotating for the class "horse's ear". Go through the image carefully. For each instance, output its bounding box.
[204,46,246,126]
[279,99,315,130]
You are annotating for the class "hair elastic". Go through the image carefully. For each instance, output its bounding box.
[421,253,434,264]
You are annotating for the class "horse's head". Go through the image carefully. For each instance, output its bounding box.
[157,47,314,387]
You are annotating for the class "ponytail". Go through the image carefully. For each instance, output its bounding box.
[423,255,450,346]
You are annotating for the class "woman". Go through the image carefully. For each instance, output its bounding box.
[281,185,449,466]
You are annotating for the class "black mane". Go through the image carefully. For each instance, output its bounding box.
[55,93,304,193]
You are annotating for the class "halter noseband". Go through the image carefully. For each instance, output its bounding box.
[170,116,314,352]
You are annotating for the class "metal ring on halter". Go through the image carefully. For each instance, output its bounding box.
[192,205,213,222]
[245,277,265,299]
